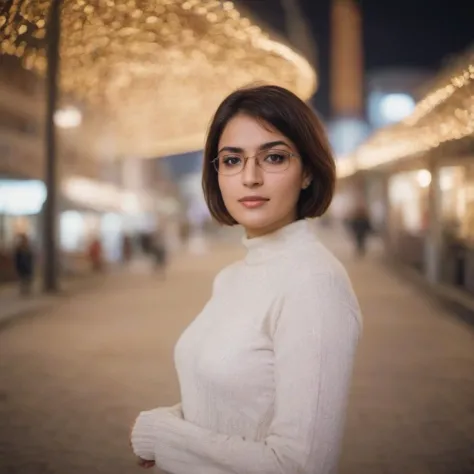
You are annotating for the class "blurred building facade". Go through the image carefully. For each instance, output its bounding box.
[338,47,474,296]
[0,54,162,281]
[0,54,45,256]
[159,151,213,251]
[346,68,433,231]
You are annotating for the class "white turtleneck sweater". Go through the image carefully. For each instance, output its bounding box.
[131,219,362,474]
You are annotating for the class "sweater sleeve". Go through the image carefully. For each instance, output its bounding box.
[131,270,361,474]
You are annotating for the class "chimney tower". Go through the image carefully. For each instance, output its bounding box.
[330,0,364,117]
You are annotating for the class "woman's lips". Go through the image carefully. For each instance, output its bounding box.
[238,197,270,209]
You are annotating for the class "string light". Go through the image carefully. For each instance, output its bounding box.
[404,56,474,126]
[338,49,474,177]
[0,0,317,158]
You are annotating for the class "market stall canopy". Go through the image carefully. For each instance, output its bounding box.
[0,0,317,158]
[338,48,474,178]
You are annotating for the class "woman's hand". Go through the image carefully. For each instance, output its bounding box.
[130,420,155,468]
[137,457,155,469]
[130,405,181,468]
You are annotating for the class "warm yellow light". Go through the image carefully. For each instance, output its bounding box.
[416,169,432,188]
[338,50,474,178]
[0,0,317,159]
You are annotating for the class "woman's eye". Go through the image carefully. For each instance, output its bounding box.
[265,153,288,164]
[222,156,242,166]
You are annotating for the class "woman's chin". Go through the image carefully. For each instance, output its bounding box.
[235,212,271,229]
[238,216,286,238]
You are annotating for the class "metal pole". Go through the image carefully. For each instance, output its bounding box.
[43,0,61,292]
[281,0,317,66]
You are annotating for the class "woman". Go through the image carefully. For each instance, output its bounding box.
[130,85,362,473]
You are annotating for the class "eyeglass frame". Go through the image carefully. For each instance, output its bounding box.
[211,149,300,176]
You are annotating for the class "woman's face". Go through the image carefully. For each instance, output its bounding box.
[217,114,311,238]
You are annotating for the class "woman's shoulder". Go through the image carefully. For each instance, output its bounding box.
[280,240,349,282]
[212,260,244,292]
[274,243,362,330]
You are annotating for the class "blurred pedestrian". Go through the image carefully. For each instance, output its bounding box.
[88,237,103,272]
[130,85,362,473]
[151,231,167,277]
[348,205,372,257]
[14,233,35,296]
[122,234,133,263]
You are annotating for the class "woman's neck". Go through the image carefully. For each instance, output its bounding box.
[244,213,299,240]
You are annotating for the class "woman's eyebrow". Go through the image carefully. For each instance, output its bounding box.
[217,140,291,154]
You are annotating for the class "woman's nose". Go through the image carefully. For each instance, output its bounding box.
[241,157,263,187]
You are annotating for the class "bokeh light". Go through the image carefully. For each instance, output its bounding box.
[0,0,317,158]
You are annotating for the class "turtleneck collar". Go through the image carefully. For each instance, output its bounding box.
[242,219,316,265]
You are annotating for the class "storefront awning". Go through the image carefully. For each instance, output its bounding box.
[0,1,317,158]
[338,48,474,178]
[61,176,154,214]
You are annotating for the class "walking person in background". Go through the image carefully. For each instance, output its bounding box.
[151,231,167,277]
[130,85,362,474]
[348,205,372,257]
[14,233,35,296]
[88,237,103,272]
[121,234,133,264]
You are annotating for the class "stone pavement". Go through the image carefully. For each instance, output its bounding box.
[0,266,130,327]
[0,283,54,327]
[0,230,473,474]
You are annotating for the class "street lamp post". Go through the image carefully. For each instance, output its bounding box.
[43,0,62,292]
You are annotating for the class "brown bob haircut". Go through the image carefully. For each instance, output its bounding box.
[202,84,336,225]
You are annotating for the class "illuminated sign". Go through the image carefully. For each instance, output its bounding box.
[0,180,46,215]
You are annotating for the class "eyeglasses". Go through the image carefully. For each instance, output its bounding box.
[212,149,299,176]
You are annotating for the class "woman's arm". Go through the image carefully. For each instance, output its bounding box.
[131,270,361,474]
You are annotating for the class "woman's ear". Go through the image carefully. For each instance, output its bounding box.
[301,171,312,190]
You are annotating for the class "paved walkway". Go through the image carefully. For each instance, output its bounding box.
[0,257,169,327]
[0,228,473,474]
[0,266,131,327]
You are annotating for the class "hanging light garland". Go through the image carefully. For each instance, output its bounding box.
[0,0,317,158]
[337,49,474,178]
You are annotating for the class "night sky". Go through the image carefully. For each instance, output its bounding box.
[236,0,473,117]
